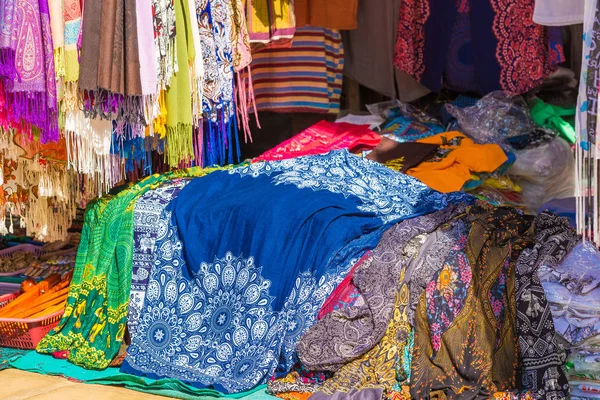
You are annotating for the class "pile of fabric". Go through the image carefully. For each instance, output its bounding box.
[321,91,576,215]
[0,141,591,399]
[540,241,600,399]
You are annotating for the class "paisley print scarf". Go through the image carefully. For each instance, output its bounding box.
[0,0,18,81]
[198,0,240,166]
[1,0,59,143]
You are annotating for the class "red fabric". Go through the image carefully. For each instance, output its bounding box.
[317,251,372,320]
[52,350,69,359]
[256,121,381,162]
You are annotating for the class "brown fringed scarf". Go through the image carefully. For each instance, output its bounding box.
[79,0,144,124]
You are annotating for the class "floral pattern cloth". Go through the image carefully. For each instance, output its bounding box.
[411,205,533,399]
[394,0,562,95]
[152,0,177,88]
[426,232,471,357]
[406,220,466,325]
[122,150,472,394]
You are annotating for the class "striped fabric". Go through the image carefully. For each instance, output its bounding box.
[248,27,344,114]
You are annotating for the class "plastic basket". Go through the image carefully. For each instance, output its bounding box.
[0,292,63,349]
[0,244,46,277]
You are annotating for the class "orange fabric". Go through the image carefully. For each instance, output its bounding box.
[407,131,508,193]
[294,0,358,30]
[275,393,312,400]
[13,132,68,162]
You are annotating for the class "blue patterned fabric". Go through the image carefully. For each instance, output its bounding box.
[122,150,472,393]
[127,179,191,337]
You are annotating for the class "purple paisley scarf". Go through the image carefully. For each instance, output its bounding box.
[1,0,58,143]
[0,0,18,80]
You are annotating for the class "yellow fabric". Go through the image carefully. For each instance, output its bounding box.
[152,90,168,139]
[482,176,521,192]
[248,0,270,41]
[407,131,508,193]
[317,271,412,398]
[294,0,358,30]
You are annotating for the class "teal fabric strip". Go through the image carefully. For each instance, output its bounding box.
[3,351,276,399]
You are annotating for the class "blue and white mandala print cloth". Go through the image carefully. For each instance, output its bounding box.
[122,150,472,393]
[127,179,190,337]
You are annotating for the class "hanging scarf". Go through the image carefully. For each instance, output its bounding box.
[79,0,144,125]
[246,0,270,43]
[165,0,195,167]
[3,0,59,144]
[77,0,101,105]
[207,0,235,120]
[198,0,220,114]
[63,0,81,84]
[246,0,295,44]
[187,0,204,125]
[269,0,295,41]
[0,0,18,80]
[36,166,227,369]
[49,0,64,78]
[230,0,251,71]
[197,0,241,166]
[152,0,177,89]
[136,0,159,125]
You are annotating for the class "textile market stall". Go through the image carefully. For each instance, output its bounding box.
[0,1,600,400]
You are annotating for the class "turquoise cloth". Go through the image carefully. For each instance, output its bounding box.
[0,347,28,370]
[2,350,275,399]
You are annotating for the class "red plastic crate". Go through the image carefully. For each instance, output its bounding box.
[0,292,63,349]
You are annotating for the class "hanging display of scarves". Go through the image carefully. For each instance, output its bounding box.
[78,0,145,125]
[0,0,352,240]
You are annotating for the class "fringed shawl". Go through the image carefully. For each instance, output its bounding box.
[165,0,195,167]
[2,0,59,144]
[79,0,145,125]
[0,0,18,81]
